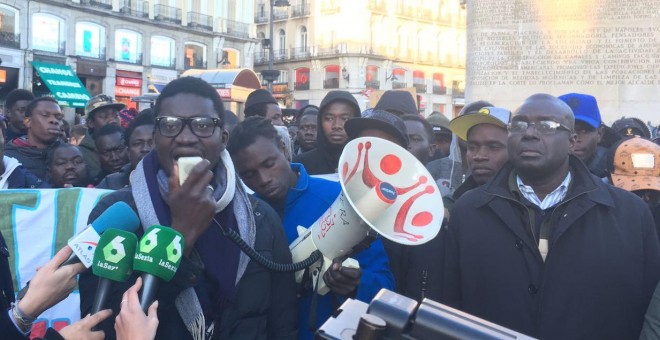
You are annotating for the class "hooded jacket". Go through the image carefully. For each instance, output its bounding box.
[293,91,361,175]
[77,131,102,183]
[258,163,394,339]
[442,157,660,339]
[3,137,61,180]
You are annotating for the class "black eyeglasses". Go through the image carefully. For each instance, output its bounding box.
[508,120,572,135]
[156,116,222,138]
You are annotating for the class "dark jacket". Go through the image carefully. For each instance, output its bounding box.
[4,126,25,142]
[260,163,393,339]
[0,231,23,340]
[95,164,131,190]
[443,174,479,212]
[79,188,298,340]
[77,132,102,183]
[293,91,361,175]
[585,145,609,179]
[6,164,49,189]
[3,138,60,180]
[442,157,660,339]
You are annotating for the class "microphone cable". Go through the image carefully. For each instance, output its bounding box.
[212,218,322,272]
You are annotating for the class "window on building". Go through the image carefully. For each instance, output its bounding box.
[278,29,286,56]
[75,22,105,59]
[115,29,142,64]
[365,65,379,89]
[184,42,207,69]
[299,26,307,50]
[413,70,426,93]
[221,48,239,68]
[276,70,288,84]
[0,5,19,36]
[392,68,406,89]
[32,13,65,53]
[150,36,175,68]
[432,73,446,94]
[295,67,310,90]
[324,65,339,89]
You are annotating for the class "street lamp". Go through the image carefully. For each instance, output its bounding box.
[261,0,290,92]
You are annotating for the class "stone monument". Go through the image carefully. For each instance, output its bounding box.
[466,0,660,124]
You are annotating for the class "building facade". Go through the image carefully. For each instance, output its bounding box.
[0,0,256,116]
[253,0,467,117]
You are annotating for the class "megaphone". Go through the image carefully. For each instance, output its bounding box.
[290,137,444,294]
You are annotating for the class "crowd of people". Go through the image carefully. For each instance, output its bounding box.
[1,78,660,339]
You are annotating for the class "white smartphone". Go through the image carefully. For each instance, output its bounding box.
[177,157,203,185]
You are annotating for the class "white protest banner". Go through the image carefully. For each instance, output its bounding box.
[0,188,111,338]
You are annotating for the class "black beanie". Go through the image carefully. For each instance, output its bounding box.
[374,90,418,116]
[245,89,278,112]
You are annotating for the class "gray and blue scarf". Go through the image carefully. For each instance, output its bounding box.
[131,150,256,340]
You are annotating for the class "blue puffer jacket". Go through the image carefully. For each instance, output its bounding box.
[265,163,394,340]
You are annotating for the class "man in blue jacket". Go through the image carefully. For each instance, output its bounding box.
[228,116,394,339]
[442,93,660,339]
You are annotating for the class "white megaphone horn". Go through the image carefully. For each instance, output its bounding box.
[289,137,444,295]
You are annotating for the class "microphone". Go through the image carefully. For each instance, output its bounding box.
[63,202,140,268]
[133,225,184,312]
[90,229,138,314]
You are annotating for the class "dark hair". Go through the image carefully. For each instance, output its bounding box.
[93,123,125,142]
[70,124,87,138]
[244,103,270,118]
[459,100,494,116]
[46,144,82,166]
[124,110,155,142]
[401,114,434,141]
[227,116,280,156]
[5,89,35,111]
[25,97,59,117]
[153,77,225,127]
[296,105,319,124]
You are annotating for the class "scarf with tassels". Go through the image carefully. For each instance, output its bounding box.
[131,150,256,340]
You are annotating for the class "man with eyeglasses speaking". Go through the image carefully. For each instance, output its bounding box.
[79,77,297,339]
[441,94,660,339]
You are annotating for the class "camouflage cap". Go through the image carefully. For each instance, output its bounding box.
[85,94,125,119]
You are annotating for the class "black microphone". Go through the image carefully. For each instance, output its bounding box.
[90,229,137,314]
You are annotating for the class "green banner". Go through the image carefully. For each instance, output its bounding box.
[32,61,92,108]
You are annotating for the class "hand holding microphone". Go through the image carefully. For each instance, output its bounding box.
[57,309,112,340]
[168,159,215,256]
[17,246,86,319]
[323,258,363,297]
[115,277,159,340]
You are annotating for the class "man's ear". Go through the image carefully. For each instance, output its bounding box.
[596,125,604,143]
[428,143,437,158]
[279,139,286,154]
[568,132,577,154]
[23,116,31,130]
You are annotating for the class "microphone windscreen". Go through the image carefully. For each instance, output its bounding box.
[92,229,138,282]
[91,202,140,234]
[134,225,184,282]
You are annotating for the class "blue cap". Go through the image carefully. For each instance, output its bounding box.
[558,93,601,129]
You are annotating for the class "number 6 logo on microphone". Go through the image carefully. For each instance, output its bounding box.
[140,228,160,253]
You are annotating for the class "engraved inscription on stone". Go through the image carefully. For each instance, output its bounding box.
[467,0,660,122]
